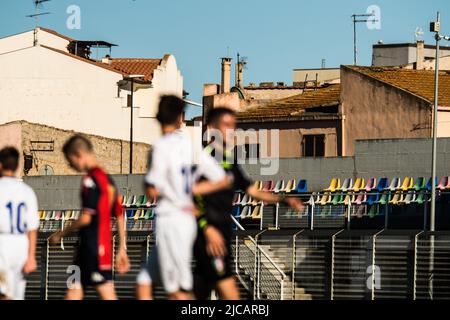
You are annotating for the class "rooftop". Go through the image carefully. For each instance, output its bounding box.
[236,84,340,121]
[345,65,450,107]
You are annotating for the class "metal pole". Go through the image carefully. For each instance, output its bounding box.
[130,79,134,174]
[430,12,440,232]
[353,15,357,65]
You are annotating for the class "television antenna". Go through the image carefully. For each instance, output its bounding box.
[352,13,378,65]
[236,53,248,88]
[26,0,52,45]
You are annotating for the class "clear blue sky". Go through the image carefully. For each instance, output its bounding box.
[1,0,450,118]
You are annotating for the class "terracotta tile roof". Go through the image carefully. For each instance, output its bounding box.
[346,65,450,107]
[38,27,74,42]
[110,58,162,81]
[236,84,340,121]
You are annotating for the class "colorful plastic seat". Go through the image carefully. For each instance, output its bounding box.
[400,177,414,191]
[273,180,285,193]
[351,178,365,192]
[320,193,332,206]
[426,177,439,191]
[341,178,353,192]
[364,178,377,191]
[284,179,297,193]
[389,191,403,205]
[296,180,308,193]
[366,193,380,205]
[413,177,427,191]
[355,192,367,205]
[437,176,448,190]
[325,178,341,192]
[240,206,251,219]
[375,178,389,192]
[386,177,401,191]
[332,192,344,205]
[415,191,426,204]
[251,205,262,219]
[404,191,416,204]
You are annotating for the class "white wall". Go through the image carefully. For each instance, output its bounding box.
[0,45,162,144]
[0,29,70,55]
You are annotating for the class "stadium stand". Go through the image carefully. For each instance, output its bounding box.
[29,175,450,300]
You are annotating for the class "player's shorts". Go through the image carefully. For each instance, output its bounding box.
[74,245,113,288]
[137,213,197,294]
[193,226,233,299]
[0,235,28,300]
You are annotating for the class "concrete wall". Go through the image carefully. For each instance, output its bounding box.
[340,66,431,156]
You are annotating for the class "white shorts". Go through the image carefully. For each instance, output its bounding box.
[0,235,28,300]
[137,214,197,294]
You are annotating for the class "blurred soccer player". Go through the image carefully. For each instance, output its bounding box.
[49,135,130,300]
[136,95,229,300]
[0,147,39,300]
[193,107,304,300]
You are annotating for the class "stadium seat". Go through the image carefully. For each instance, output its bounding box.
[232,193,241,205]
[261,181,271,191]
[445,176,450,189]
[332,192,343,205]
[343,194,351,205]
[350,178,365,192]
[320,193,332,206]
[415,191,426,204]
[121,195,127,206]
[341,178,353,192]
[426,177,439,191]
[366,193,380,205]
[324,178,341,192]
[273,180,285,193]
[240,206,251,219]
[375,177,389,192]
[389,191,403,205]
[135,195,147,207]
[437,176,448,190]
[125,195,136,207]
[364,178,377,191]
[377,193,389,205]
[63,211,71,220]
[368,205,377,218]
[283,179,296,193]
[413,177,427,191]
[38,211,45,220]
[296,180,308,193]
[386,177,401,191]
[400,177,414,190]
[404,191,416,204]
[355,192,367,205]
[251,205,262,219]
[240,194,250,205]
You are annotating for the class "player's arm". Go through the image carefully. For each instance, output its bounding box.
[23,230,37,274]
[192,149,231,196]
[192,176,231,196]
[114,195,130,274]
[246,185,304,212]
[23,190,39,274]
[48,212,92,244]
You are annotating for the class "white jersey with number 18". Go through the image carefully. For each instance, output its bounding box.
[145,130,226,216]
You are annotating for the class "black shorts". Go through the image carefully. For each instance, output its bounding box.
[74,247,113,288]
[193,226,233,299]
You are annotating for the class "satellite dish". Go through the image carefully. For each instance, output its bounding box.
[38,164,54,176]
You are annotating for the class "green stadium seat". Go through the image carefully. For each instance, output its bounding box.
[413,177,426,191]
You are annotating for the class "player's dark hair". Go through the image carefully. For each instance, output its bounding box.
[0,147,19,172]
[156,95,185,125]
[206,107,236,127]
[62,135,93,158]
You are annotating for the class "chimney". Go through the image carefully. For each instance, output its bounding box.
[221,57,232,93]
[416,40,425,70]
[102,55,112,65]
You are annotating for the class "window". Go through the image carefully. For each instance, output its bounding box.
[302,135,325,157]
[234,144,260,162]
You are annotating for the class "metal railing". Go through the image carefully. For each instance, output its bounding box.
[232,216,288,300]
